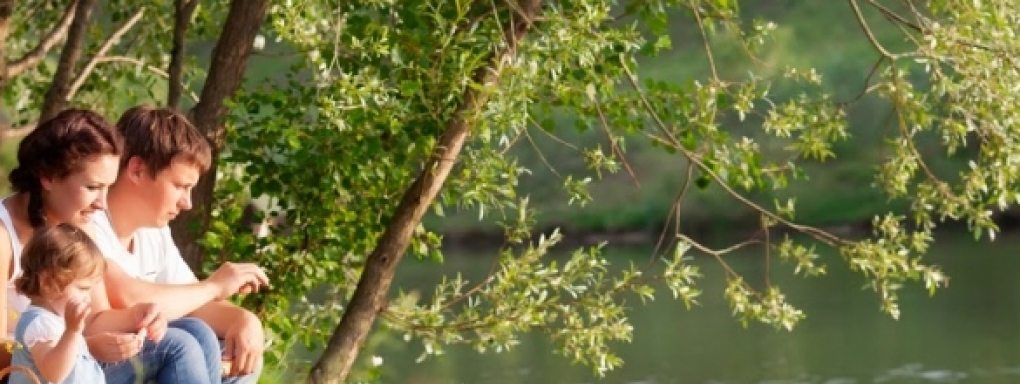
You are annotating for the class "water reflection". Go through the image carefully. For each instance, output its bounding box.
[365,231,1020,383]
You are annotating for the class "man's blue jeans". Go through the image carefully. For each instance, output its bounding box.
[101,317,220,383]
[168,317,262,384]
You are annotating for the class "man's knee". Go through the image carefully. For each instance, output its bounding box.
[158,327,203,354]
[168,317,218,342]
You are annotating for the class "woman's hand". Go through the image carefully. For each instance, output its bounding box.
[85,333,143,363]
[131,302,166,342]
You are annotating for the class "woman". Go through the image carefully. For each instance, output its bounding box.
[0,109,220,383]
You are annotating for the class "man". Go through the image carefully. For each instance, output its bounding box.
[90,105,269,382]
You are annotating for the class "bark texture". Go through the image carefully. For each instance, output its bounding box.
[170,0,269,271]
[39,0,95,122]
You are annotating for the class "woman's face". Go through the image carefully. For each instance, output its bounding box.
[40,154,120,227]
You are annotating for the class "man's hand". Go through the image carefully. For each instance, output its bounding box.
[85,333,143,363]
[64,298,91,334]
[131,303,167,342]
[222,311,264,377]
[206,262,270,300]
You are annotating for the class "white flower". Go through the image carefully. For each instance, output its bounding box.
[371,356,383,367]
[253,35,266,51]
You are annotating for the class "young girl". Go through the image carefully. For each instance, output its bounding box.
[8,224,108,383]
[6,224,206,384]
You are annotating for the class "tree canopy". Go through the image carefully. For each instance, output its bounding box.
[2,0,1018,382]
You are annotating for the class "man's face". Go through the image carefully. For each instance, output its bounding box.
[138,159,201,227]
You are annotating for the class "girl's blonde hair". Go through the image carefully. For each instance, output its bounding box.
[15,223,106,297]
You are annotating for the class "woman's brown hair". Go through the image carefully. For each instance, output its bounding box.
[8,109,123,228]
[15,223,105,298]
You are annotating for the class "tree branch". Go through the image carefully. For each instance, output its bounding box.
[85,56,199,103]
[67,8,145,100]
[169,0,199,110]
[5,0,78,79]
[848,0,898,59]
[2,123,35,139]
[863,0,922,32]
[306,1,543,382]
[39,0,95,122]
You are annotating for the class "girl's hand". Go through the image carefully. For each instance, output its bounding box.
[64,298,91,334]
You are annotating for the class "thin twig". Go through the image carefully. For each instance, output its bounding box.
[92,56,200,103]
[67,8,145,100]
[863,0,922,31]
[650,162,694,265]
[590,91,640,188]
[848,0,897,59]
[523,127,561,177]
[689,0,719,82]
[527,115,580,150]
[838,55,886,106]
[763,214,772,287]
[677,234,756,266]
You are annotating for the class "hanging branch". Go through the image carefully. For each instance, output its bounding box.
[3,0,78,82]
[66,8,145,99]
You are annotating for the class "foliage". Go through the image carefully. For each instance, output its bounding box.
[5,0,1020,380]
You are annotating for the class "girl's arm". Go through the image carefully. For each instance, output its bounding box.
[28,299,90,383]
[27,329,80,383]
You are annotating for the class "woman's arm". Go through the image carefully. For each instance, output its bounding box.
[84,277,158,335]
[0,224,15,368]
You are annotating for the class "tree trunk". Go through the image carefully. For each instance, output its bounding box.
[39,0,95,122]
[0,0,14,88]
[168,0,199,110]
[170,0,268,271]
[307,1,543,382]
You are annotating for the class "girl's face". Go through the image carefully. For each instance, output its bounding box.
[47,275,100,310]
[40,154,120,227]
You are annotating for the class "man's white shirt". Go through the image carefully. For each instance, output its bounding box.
[90,210,198,284]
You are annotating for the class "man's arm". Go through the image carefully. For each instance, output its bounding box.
[103,261,268,319]
[103,261,218,318]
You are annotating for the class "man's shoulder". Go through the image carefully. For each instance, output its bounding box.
[133,225,179,260]
[135,225,170,240]
[89,211,123,253]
